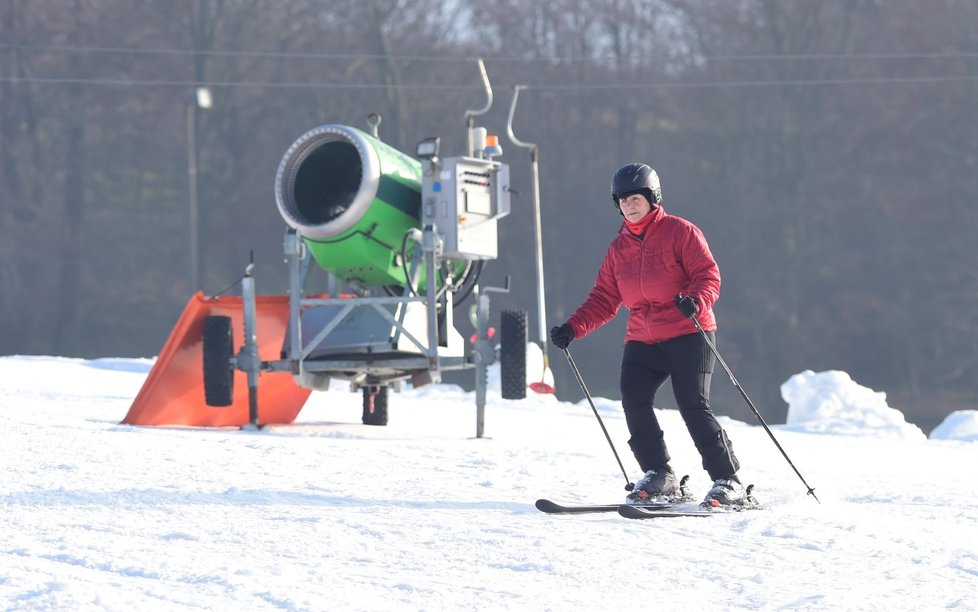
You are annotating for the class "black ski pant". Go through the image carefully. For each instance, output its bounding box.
[620,333,740,481]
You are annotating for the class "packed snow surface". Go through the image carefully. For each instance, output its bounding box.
[1,353,977,611]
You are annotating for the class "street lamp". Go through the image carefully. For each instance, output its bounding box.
[187,86,212,293]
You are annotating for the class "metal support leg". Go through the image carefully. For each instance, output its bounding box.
[471,277,510,438]
[422,225,441,382]
[284,230,304,372]
[473,287,493,438]
[240,262,261,427]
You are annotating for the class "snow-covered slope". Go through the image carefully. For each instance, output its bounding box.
[1,354,976,611]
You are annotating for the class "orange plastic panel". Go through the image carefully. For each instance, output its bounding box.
[122,292,311,427]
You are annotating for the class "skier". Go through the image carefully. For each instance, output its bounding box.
[550,163,746,507]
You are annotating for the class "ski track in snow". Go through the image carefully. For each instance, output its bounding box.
[1,355,977,610]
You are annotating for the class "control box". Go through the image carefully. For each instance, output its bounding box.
[421,156,511,260]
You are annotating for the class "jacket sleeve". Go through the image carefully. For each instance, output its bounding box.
[566,243,622,339]
[679,223,721,311]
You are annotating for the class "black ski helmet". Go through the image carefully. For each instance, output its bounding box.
[611,163,661,208]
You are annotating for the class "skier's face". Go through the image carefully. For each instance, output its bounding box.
[619,193,652,222]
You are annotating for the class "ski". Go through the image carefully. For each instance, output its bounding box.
[536,475,697,515]
[535,499,674,515]
[617,504,717,519]
[618,484,762,519]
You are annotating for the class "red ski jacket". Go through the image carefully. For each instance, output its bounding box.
[567,205,720,345]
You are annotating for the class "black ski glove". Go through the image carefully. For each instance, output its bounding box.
[674,293,699,318]
[550,323,575,350]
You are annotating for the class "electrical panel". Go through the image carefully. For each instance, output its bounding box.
[421,156,511,260]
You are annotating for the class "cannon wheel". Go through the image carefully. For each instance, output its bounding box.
[203,315,234,406]
[362,386,389,426]
[500,309,527,400]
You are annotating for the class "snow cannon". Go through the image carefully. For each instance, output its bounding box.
[124,59,533,436]
[275,124,428,288]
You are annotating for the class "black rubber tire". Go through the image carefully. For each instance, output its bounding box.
[362,386,389,426]
[500,309,527,400]
[203,315,234,406]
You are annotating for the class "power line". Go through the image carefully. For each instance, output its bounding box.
[3,42,978,64]
[0,75,481,90]
[0,42,474,63]
[1,73,976,91]
[531,74,978,90]
[701,50,978,62]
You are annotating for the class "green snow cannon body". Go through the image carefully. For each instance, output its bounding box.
[275,124,433,288]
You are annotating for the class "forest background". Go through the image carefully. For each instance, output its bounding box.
[2,0,976,432]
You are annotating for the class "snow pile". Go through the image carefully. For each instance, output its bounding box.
[930,410,978,441]
[780,369,925,440]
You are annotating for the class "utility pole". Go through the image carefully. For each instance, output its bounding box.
[186,86,212,293]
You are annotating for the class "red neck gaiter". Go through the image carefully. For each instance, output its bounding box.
[623,210,656,236]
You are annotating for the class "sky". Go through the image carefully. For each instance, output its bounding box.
[1,349,977,611]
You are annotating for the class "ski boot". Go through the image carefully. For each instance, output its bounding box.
[701,477,760,511]
[626,469,694,505]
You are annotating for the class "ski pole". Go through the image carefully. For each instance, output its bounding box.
[686,310,820,503]
[561,347,635,491]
